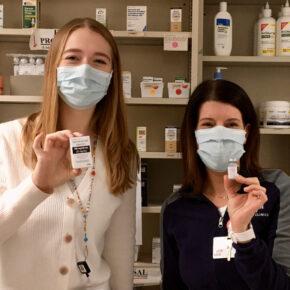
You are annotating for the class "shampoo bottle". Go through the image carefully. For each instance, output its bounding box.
[277,0,290,56]
[214,2,232,56]
[257,2,276,56]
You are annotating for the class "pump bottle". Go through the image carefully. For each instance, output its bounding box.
[214,2,232,56]
[214,67,227,79]
[276,0,290,56]
[257,2,276,56]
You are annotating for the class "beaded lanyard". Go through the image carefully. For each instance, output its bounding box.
[70,139,97,277]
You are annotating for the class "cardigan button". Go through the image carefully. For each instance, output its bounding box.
[64,233,72,243]
[67,198,75,207]
[59,266,69,275]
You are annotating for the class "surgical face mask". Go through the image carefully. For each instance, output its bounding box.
[57,64,112,110]
[195,126,246,172]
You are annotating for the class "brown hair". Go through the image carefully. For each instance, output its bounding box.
[22,18,139,194]
[181,79,261,194]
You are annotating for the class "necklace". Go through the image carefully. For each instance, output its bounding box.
[70,139,97,277]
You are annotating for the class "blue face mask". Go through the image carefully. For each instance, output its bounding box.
[195,126,246,172]
[57,64,112,110]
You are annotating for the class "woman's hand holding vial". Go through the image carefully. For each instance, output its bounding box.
[224,174,268,233]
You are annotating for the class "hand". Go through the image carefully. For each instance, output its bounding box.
[224,174,268,233]
[32,130,82,194]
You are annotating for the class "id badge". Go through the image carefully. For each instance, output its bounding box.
[213,236,236,260]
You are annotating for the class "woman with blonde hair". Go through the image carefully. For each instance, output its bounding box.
[0,18,138,290]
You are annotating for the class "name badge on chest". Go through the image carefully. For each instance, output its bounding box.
[213,236,236,261]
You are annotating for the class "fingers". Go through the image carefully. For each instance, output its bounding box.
[33,132,44,156]
[235,174,260,186]
[223,175,237,199]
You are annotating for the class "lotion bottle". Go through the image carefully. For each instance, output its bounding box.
[214,2,232,56]
[257,2,276,56]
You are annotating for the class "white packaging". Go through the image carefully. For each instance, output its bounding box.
[170,8,182,32]
[152,237,161,264]
[228,158,238,180]
[122,71,131,98]
[96,8,106,26]
[276,0,290,56]
[167,82,190,98]
[263,101,290,128]
[257,3,276,56]
[0,4,3,28]
[69,136,93,169]
[133,263,161,285]
[142,76,153,82]
[136,127,147,152]
[127,6,147,31]
[140,82,164,98]
[214,2,232,56]
[253,7,264,56]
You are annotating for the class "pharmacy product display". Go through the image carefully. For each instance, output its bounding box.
[214,1,232,56]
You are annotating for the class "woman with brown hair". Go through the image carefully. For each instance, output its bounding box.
[161,79,290,289]
[0,18,138,289]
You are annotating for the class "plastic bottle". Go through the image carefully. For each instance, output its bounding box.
[214,2,232,56]
[257,2,276,56]
[276,0,290,56]
[253,7,264,56]
[214,67,227,79]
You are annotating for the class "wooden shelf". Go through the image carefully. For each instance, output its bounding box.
[142,205,162,214]
[125,97,188,105]
[203,56,290,66]
[0,95,42,103]
[139,152,182,159]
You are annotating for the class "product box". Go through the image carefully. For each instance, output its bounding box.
[168,82,190,98]
[165,126,180,153]
[133,263,161,286]
[136,126,147,152]
[122,71,131,98]
[0,4,3,28]
[152,237,161,264]
[22,0,39,28]
[140,82,164,98]
[170,8,182,32]
[127,6,147,31]
[96,8,106,27]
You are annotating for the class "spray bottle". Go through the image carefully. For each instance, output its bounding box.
[214,67,227,79]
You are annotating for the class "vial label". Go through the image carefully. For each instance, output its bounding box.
[228,165,237,180]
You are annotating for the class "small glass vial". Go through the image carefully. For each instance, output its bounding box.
[228,158,238,180]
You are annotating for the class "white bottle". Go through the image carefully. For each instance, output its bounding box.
[257,2,276,56]
[214,2,232,56]
[276,0,290,56]
[253,7,264,56]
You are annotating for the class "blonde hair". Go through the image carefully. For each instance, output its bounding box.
[22,18,139,195]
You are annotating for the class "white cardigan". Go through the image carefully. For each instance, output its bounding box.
[0,119,136,290]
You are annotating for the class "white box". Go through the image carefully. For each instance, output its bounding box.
[0,4,3,28]
[127,6,147,31]
[136,127,146,152]
[122,71,131,98]
[167,82,190,98]
[152,237,161,264]
[140,82,164,98]
[96,8,106,26]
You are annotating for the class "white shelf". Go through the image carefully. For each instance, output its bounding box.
[142,206,162,213]
[139,152,182,159]
[0,95,42,103]
[203,56,290,66]
[260,128,290,135]
[0,28,191,39]
[125,97,188,105]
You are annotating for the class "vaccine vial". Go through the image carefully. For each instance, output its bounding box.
[228,158,238,180]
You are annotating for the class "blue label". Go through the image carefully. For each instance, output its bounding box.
[216,18,230,26]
